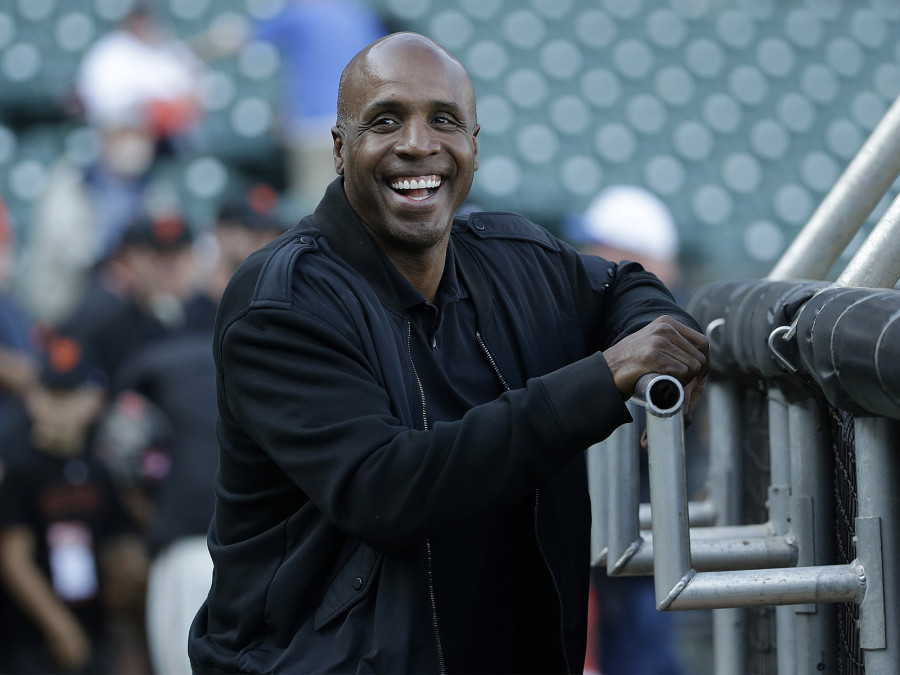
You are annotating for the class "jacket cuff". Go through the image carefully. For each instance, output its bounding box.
[538,351,633,455]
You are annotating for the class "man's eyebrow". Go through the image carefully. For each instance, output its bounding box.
[431,100,467,116]
[362,99,468,117]
[361,99,401,115]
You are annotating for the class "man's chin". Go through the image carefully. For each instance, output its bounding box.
[392,221,451,252]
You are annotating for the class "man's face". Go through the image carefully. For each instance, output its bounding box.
[217,223,282,274]
[26,384,106,454]
[124,246,195,302]
[333,37,479,258]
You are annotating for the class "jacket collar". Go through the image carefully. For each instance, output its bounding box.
[307,178,485,320]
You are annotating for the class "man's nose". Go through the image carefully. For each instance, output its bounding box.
[395,119,439,157]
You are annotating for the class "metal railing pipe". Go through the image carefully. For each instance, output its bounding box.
[705,378,744,531]
[767,386,792,496]
[686,523,773,541]
[587,440,608,567]
[787,395,838,673]
[638,373,692,605]
[765,384,797,673]
[769,94,900,281]
[854,416,899,672]
[705,377,747,674]
[644,376,870,617]
[606,401,643,575]
[835,190,900,289]
[614,531,797,576]
[638,500,717,530]
[661,564,864,611]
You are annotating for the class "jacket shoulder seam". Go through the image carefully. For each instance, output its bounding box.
[463,211,561,251]
[251,232,318,309]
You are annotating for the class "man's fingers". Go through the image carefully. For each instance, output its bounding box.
[682,375,705,427]
[652,316,711,374]
[648,317,710,382]
[651,335,708,384]
[602,316,711,398]
[653,315,710,351]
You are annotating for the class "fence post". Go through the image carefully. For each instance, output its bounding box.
[766,385,797,674]
[788,396,838,673]
[706,378,747,674]
[854,416,899,673]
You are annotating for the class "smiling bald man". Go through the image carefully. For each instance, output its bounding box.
[189,33,707,674]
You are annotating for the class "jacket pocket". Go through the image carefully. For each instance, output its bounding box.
[313,543,383,630]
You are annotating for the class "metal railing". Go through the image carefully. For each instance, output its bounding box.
[589,363,895,673]
[589,94,900,674]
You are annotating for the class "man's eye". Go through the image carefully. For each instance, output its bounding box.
[372,117,397,128]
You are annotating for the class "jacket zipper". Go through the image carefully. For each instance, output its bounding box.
[476,331,572,674]
[425,540,445,674]
[407,321,428,431]
[407,321,446,674]
[534,489,572,674]
[475,332,510,390]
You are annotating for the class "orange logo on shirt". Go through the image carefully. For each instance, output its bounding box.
[152,214,185,246]
[47,337,82,374]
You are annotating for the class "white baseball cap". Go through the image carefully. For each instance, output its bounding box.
[573,185,679,261]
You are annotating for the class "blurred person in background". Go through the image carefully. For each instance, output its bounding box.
[567,185,682,293]
[25,121,158,327]
[109,330,217,675]
[566,185,688,675]
[194,0,386,212]
[0,199,37,434]
[184,183,287,332]
[99,188,285,675]
[62,211,197,388]
[0,198,38,674]
[0,335,147,675]
[58,209,203,674]
[24,3,205,331]
[75,3,205,156]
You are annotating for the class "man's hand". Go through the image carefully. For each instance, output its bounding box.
[602,315,709,424]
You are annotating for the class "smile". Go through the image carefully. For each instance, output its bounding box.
[389,175,442,201]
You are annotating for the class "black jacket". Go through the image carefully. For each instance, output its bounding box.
[189,180,699,673]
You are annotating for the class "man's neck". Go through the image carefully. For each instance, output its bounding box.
[384,244,447,304]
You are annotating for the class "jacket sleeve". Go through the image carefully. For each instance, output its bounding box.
[217,298,626,551]
[565,244,702,353]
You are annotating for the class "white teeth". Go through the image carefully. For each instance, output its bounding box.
[390,177,442,191]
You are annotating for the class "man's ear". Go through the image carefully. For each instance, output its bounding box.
[332,127,344,175]
[472,123,480,172]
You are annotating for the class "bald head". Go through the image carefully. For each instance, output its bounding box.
[336,32,476,130]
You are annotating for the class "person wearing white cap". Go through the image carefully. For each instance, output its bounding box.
[569,184,681,290]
